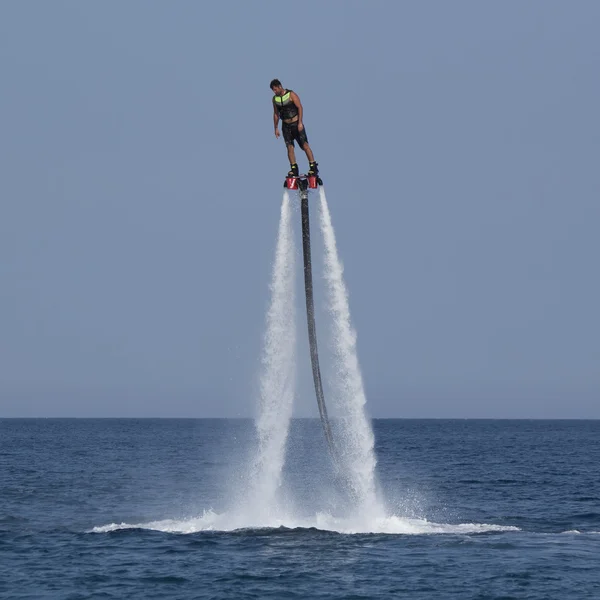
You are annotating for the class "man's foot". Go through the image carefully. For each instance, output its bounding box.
[308,162,319,176]
[288,163,299,177]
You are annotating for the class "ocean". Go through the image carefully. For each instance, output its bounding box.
[1,418,599,599]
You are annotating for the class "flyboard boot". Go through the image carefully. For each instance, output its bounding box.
[284,163,300,189]
[307,162,322,188]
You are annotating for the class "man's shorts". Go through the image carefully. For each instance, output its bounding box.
[282,121,309,148]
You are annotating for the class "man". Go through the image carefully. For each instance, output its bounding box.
[270,79,319,178]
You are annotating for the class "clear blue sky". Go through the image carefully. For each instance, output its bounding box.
[1,1,598,418]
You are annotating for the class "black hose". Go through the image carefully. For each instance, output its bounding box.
[300,193,337,459]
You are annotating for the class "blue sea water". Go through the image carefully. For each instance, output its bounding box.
[1,418,599,599]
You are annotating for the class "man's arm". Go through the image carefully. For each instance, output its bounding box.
[291,91,304,130]
[273,100,280,138]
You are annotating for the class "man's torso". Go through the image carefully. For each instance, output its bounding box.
[274,90,299,124]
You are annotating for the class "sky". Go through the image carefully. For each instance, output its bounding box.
[1,1,599,418]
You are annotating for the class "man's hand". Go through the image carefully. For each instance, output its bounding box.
[297,122,304,131]
[275,129,280,138]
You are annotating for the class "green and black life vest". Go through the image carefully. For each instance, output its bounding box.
[273,89,298,120]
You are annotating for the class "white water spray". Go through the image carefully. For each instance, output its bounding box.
[318,187,380,515]
[247,191,297,516]
[93,188,525,536]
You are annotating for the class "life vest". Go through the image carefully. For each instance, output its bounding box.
[273,89,298,121]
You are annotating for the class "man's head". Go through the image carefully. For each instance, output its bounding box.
[270,79,284,96]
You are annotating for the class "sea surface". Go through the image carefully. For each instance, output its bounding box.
[1,418,599,599]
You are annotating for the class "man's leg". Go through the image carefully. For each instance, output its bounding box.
[287,144,297,165]
[282,123,299,176]
[286,144,299,176]
[302,143,318,175]
[302,143,315,164]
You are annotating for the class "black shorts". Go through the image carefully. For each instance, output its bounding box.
[282,121,309,148]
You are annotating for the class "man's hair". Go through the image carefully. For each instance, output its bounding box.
[270,78,282,90]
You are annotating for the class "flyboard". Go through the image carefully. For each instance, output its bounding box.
[283,173,337,460]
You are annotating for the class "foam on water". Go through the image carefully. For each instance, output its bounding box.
[91,511,520,535]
